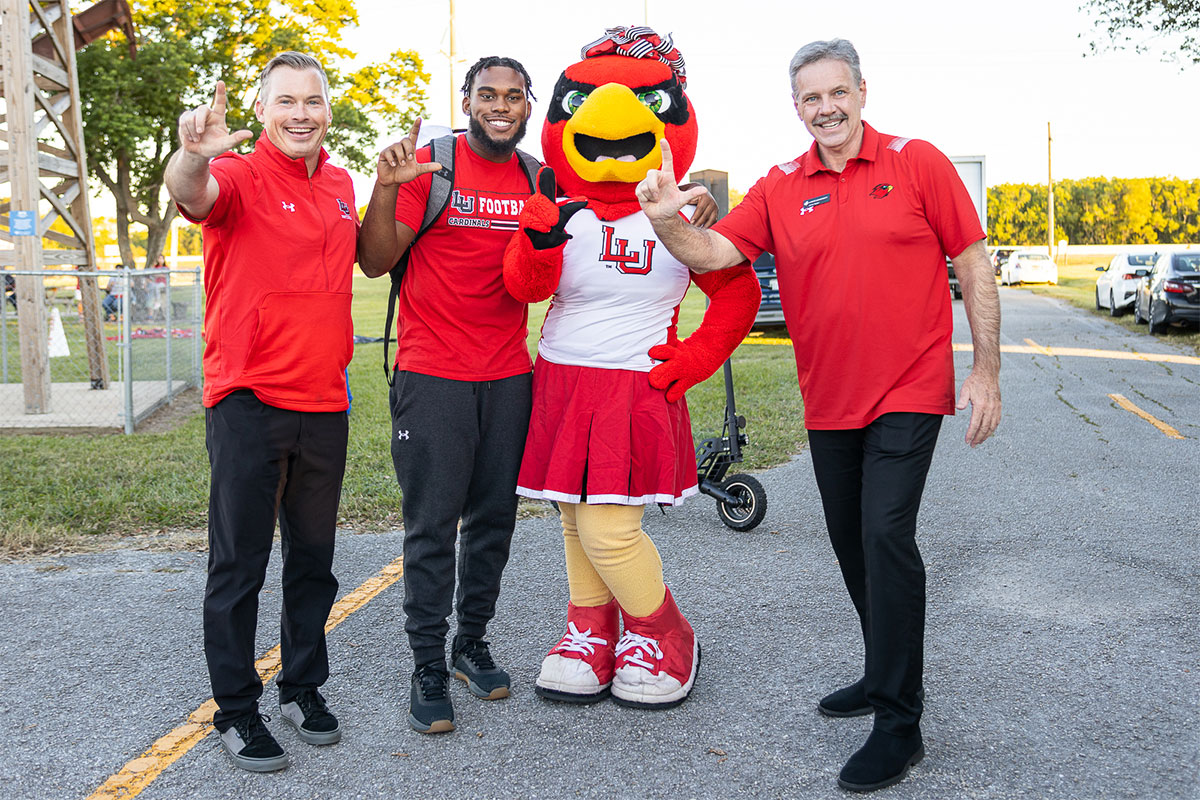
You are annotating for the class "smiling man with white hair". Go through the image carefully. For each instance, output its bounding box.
[637,37,1002,793]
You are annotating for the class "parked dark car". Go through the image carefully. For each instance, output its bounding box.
[752,252,784,328]
[991,246,1022,277]
[1132,251,1200,333]
[947,258,961,300]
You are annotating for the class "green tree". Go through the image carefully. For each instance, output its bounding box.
[989,176,1200,244]
[77,0,428,269]
[1083,0,1200,65]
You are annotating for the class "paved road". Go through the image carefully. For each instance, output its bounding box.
[2,288,1197,799]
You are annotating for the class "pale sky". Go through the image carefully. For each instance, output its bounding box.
[340,0,1200,199]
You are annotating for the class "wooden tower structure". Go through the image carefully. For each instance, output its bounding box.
[1,0,133,412]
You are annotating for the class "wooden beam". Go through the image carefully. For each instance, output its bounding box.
[0,249,89,266]
[31,53,68,88]
[52,0,107,387]
[37,149,79,178]
[27,0,68,69]
[2,0,51,412]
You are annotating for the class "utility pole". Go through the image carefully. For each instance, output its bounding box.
[1047,121,1055,255]
[447,0,457,128]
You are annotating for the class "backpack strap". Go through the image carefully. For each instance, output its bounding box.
[382,139,542,386]
[384,135,457,385]
[515,147,541,191]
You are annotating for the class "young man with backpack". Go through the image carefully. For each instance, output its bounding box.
[358,57,541,735]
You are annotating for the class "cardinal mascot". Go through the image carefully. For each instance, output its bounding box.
[503,27,761,709]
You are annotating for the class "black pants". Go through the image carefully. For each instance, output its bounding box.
[807,412,942,736]
[389,371,532,669]
[204,391,346,730]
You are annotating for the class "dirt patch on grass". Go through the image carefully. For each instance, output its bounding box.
[137,387,205,433]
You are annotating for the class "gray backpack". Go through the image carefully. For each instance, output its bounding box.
[383,134,541,384]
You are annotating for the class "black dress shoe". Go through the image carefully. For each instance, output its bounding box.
[837,728,925,792]
[818,682,926,718]
[818,679,871,717]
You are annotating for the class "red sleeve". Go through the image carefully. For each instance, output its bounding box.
[178,152,249,229]
[905,140,986,258]
[393,144,435,230]
[712,173,775,263]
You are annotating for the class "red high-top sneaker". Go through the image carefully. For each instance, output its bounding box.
[611,587,700,709]
[535,599,620,703]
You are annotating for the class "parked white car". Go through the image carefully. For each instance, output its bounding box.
[1001,251,1058,286]
[1095,252,1155,316]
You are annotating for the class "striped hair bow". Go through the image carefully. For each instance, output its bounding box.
[581,26,687,88]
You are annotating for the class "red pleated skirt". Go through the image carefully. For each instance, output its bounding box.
[516,356,699,506]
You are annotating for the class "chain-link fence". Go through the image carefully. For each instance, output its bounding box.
[1,266,203,433]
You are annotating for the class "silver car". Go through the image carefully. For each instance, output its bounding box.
[1095,252,1155,316]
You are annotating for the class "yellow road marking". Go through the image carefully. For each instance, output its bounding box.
[1022,337,1053,356]
[87,556,405,800]
[743,338,1200,366]
[1108,394,1186,439]
[953,342,1200,365]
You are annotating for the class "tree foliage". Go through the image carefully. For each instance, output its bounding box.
[1083,0,1200,64]
[77,0,429,268]
[988,176,1200,245]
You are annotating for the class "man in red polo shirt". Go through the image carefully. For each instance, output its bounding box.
[637,38,1001,794]
[165,51,358,773]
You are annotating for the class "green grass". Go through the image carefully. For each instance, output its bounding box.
[1018,256,1200,356]
[0,275,805,554]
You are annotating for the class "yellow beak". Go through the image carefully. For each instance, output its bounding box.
[561,82,667,184]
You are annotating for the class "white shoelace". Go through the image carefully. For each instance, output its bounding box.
[554,621,609,656]
[615,632,663,671]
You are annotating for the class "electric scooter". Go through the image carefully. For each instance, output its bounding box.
[694,358,767,531]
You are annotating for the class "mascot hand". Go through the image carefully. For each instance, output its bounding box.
[648,264,761,403]
[522,167,587,250]
[648,341,715,403]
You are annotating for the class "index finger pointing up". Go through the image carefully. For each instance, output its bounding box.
[212,80,228,115]
[658,138,674,178]
[407,117,423,145]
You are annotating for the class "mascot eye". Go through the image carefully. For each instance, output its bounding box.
[561,90,589,116]
[637,90,672,114]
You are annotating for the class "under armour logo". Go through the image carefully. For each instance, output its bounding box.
[396,430,409,440]
[281,201,295,212]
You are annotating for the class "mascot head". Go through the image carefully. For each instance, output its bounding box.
[542,26,698,205]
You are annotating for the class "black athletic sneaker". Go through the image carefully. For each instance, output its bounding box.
[218,712,289,772]
[410,664,455,734]
[279,688,341,745]
[452,636,511,700]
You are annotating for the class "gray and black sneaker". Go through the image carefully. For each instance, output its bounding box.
[218,712,289,772]
[410,664,455,734]
[452,636,511,700]
[280,688,341,745]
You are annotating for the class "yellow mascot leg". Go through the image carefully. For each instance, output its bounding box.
[558,501,613,607]
[573,502,665,617]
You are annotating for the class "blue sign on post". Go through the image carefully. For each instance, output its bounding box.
[10,211,36,237]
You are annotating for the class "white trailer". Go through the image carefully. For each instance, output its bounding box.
[947,155,987,300]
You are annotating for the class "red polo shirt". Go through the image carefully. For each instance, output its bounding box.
[181,134,359,411]
[714,122,984,429]
[391,136,534,381]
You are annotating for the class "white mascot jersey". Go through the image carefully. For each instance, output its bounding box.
[537,206,693,372]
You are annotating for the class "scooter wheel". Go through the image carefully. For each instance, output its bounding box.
[716,474,767,532]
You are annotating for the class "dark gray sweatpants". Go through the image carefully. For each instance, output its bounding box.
[389,370,532,669]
